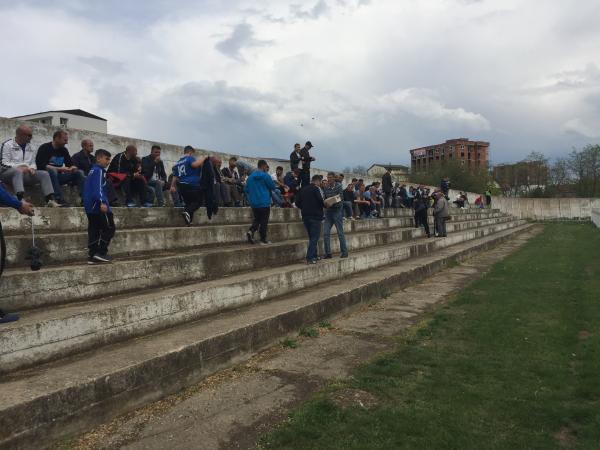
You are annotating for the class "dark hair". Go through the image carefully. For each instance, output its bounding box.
[95,148,111,159]
[151,145,161,151]
[339,173,344,178]
[327,171,335,177]
[229,156,238,162]
[183,145,195,154]
[276,166,284,171]
[352,178,358,182]
[257,159,268,169]
[311,174,322,182]
[52,129,66,140]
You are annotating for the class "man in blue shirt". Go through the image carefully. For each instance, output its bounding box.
[0,184,34,323]
[83,149,115,264]
[244,160,277,244]
[170,146,208,226]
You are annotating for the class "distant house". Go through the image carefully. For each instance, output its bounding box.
[367,164,410,181]
[12,109,107,133]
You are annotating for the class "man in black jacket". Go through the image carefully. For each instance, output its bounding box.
[141,145,167,206]
[382,167,393,208]
[108,145,149,207]
[36,130,86,206]
[71,139,95,175]
[289,143,302,171]
[295,174,324,264]
[299,141,315,188]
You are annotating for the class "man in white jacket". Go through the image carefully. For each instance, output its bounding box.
[0,124,59,207]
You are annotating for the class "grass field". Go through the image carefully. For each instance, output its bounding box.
[259,223,600,449]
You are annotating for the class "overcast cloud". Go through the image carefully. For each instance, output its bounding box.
[1,0,599,169]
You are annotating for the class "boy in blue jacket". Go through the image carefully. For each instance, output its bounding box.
[83,149,115,264]
[244,160,277,244]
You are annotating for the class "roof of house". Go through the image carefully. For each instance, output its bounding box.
[368,164,409,171]
[12,109,107,121]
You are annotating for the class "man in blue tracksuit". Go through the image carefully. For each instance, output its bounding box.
[0,184,34,323]
[244,159,277,245]
[83,149,115,264]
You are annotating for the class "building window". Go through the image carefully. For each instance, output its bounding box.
[60,117,68,127]
[461,152,465,157]
[460,145,465,150]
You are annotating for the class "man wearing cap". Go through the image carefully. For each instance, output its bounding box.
[299,141,315,188]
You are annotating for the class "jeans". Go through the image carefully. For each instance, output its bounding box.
[303,216,322,262]
[47,168,85,201]
[324,207,348,256]
[87,213,116,257]
[342,201,353,218]
[415,210,431,236]
[434,215,447,236]
[300,169,310,188]
[250,207,271,242]
[271,189,284,207]
[0,167,54,197]
[147,179,165,206]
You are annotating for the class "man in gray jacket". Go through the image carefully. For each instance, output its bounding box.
[433,191,449,237]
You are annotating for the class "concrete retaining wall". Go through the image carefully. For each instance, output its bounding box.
[491,197,600,221]
[593,205,600,229]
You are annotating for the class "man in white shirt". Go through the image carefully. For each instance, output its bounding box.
[0,125,59,207]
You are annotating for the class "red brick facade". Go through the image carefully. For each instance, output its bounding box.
[410,138,490,173]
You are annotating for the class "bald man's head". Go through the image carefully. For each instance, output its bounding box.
[15,125,33,146]
[125,145,138,158]
[81,139,94,154]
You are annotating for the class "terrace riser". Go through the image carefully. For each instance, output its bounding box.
[4,212,506,266]
[0,223,533,450]
[0,206,502,235]
[0,216,513,312]
[0,219,525,373]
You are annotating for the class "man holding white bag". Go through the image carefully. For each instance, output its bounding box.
[322,171,348,259]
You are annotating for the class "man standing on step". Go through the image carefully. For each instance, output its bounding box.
[433,191,449,237]
[299,141,315,188]
[245,160,277,245]
[0,183,34,323]
[170,146,208,226]
[296,174,325,264]
[323,172,348,259]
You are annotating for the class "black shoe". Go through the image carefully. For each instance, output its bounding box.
[323,254,333,259]
[307,259,317,265]
[340,253,348,258]
[182,211,192,226]
[87,257,98,265]
[246,231,255,244]
[259,240,272,245]
[58,200,70,207]
[93,253,113,263]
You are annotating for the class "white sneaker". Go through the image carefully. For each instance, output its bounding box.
[46,200,60,208]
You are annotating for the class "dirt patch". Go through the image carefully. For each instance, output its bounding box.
[553,426,576,449]
[329,389,379,410]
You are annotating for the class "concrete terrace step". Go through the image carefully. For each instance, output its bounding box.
[0,218,526,374]
[1,215,515,312]
[4,211,507,266]
[0,206,503,235]
[0,223,534,450]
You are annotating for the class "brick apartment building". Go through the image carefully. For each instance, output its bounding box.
[410,138,490,173]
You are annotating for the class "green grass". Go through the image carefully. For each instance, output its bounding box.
[299,326,319,338]
[259,224,600,449]
[280,337,299,349]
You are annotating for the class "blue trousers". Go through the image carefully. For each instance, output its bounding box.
[48,168,85,201]
[324,207,348,256]
[302,216,322,262]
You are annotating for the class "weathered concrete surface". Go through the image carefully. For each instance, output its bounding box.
[64,226,542,450]
[592,205,600,229]
[0,212,509,311]
[492,197,600,221]
[0,223,533,450]
[0,218,524,373]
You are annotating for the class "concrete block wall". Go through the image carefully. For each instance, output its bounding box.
[592,201,600,229]
[491,197,600,221]
[0,116,369,182]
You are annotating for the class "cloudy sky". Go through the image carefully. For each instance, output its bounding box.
[1,0,599,169]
